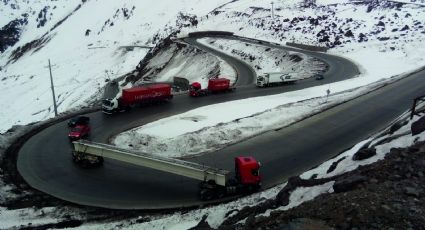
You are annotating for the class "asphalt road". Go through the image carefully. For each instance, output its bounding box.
[17,36,423,209]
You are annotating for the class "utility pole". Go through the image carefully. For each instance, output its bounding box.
[271,2,274,19]
[48,59,58,116]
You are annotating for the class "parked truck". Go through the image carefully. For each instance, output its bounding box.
[72,140,261,200]
[256,72,298,87]
[102,84,173,114]
[189,78,235,97]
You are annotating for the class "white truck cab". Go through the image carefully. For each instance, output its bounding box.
[102,98,118,114]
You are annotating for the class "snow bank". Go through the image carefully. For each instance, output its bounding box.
[0,0,231,133]
[112,77,391,157]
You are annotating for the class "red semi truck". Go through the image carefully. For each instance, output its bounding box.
[198,156,261,200]
[102,84,173,114]
[189,78,235,97]
[72,140,262,200]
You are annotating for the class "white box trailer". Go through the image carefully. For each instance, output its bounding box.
[256,72,298,87]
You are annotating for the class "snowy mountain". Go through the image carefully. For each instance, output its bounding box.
[0,0,229,133]
[1,0,425,229]
[0,0,424,133]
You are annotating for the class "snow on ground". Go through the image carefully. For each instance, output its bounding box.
[0,125,36,203]
[198,37,327,79]
[1,112,423,229]
[113,36,425,158]
[0,0,231,133]
[0,207,60,229]
[301,111,425,180]
[135,43,235,87]
[1,0,425,229]
[259,181,336,218]
[113,0,425,157]
[2,0,424,133]
[112,76,395,157]
[68,113,425,229]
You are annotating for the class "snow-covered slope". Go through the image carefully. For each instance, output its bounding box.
[135,42,236,87]
[1,0,425,229]
[1,0,424,133]
[0,0,230,133]
[111,0,425,217]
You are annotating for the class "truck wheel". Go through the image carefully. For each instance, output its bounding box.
[96,157,104,166]
[200,189,214,201]
[72,154,79,163]
[80,159,91,168]
[217,188,226,199]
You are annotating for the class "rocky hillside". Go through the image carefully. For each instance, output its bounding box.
[216,141,425,229]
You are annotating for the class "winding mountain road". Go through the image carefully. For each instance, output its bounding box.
[17,35,424,209]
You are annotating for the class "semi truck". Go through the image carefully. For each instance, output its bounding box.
[102,84,173,114]
[72,140,261,200]
[189,78,235,97]
[256,72,298,87]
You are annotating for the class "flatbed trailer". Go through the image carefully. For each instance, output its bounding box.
[72,140,261,200]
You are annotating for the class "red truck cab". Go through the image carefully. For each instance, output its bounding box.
[189,78,233,97]
[68,124,90,141]
[235,156,262,187]
[189,82,205,97]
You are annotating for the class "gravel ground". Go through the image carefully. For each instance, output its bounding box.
[212,141,425,230]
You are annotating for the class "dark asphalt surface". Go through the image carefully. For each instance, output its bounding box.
[17,36,423,210]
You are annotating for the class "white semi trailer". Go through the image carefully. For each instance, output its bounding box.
[256,72,298,87]
[72,140,262,200]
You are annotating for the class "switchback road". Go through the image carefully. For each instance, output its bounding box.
[17,35,423,209]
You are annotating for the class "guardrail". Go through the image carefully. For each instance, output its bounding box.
[410,94,425,119]
[188,31,234,37]
[286,42,329,52]
[188,32,329,53]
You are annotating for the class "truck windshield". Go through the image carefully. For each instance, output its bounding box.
[102,99,112,106]
[71,127,82,132]
[251,168,259,176]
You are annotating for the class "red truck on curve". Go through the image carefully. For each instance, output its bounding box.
[102,84,173,114]
[189,78,235,97]
[73,140,262,200]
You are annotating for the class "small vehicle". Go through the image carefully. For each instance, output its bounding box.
[315,74,325,80]
[68,124,90,141]
[68,116,90,127]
